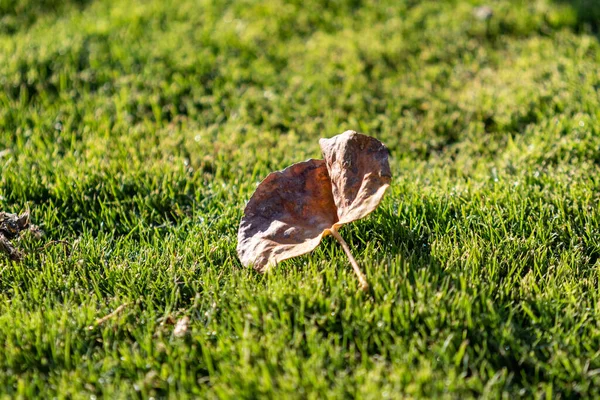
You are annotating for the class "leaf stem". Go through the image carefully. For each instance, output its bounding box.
[330,227,369,292]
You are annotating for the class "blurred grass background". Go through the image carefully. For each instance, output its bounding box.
[0,0,599,398]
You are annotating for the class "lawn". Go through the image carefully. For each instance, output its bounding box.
[1,0,599,398]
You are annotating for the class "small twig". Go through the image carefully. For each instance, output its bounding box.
[39,240,71,253]
[94,303,129,327]
[330,227,369,292]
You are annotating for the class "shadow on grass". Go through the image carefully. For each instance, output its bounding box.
[0,0,92,35]
[553,0,600,33]
[312,207,560,393]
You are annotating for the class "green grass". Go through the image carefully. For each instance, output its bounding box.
[1,0,599,397]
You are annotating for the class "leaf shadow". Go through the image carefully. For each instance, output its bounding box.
[348,206,441,276]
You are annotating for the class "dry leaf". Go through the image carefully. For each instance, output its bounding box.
[237,159,338,272]
[320,131,392,226]
[237,130,391,291]
[0,211,30,239]
[173,316,190,337]
[0,211,31,261]
[0,235,21,261]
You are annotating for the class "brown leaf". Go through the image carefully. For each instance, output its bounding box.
[237,159,338,272]
[237,131,391,289]
[320,130,391,226]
